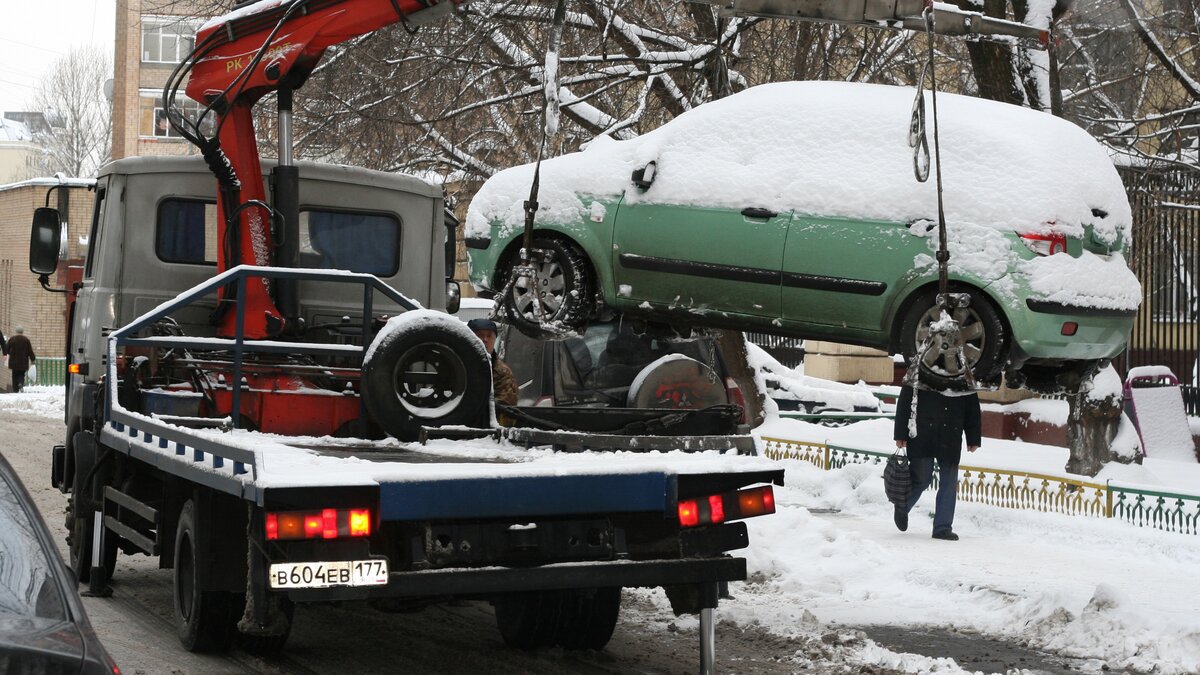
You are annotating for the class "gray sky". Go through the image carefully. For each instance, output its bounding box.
[0,1,117,114]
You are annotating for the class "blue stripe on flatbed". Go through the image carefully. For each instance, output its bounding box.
[378,472,675,521]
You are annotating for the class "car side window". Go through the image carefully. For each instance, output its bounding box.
[0,474,66,621]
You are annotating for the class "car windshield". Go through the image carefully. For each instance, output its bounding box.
[0,472,66,621]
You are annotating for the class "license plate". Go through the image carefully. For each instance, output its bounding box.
[269,559,389,589]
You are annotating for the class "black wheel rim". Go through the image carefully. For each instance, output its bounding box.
[391,342,468,419]
[913,306,987,376]
[511,258,566,322]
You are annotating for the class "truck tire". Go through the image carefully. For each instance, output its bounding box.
[174,499,239,652]
[68,433,116,585]
[362,317,491,441]
[236,598,294,655]
[494,587,621,650]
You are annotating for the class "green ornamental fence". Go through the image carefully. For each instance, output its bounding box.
[762,436,1200,537]
[32,356,67,386]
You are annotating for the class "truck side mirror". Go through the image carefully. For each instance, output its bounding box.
[30,207,63,275]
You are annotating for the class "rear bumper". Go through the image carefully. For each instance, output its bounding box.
[1008,302,1134,362]
[284,556,746,602]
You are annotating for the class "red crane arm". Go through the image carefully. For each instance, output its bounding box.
[183,0,465,338]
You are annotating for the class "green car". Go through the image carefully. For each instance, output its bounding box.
[466,81,1139,390]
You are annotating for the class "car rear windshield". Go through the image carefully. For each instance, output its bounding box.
[555,324,717,405]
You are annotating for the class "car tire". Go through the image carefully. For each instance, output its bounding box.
[362,318,492,441]
[174,499,239,652]
[899,287,1007,390]
[501,237,595,338]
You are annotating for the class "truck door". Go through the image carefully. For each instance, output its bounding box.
[71,177,112,392]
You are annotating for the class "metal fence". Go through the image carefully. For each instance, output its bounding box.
[745,332,805,369]
[1117,166,1200,414]
[32,357,67,386]
[762,436,1200,536]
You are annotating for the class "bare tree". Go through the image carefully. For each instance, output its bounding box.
[28,45,113,178]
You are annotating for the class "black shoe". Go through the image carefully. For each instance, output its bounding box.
[932,529,959,541]
[893,507,908,532]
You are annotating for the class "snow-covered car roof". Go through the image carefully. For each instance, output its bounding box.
[467,81,1131,248]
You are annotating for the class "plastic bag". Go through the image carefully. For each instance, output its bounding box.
[883,450,911,506]
[27,362,36,384]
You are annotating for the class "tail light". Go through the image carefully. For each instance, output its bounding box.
[724,377,748,424]
[266,508,374,541]
[1019,232,1067,256]
[677,485,775,528]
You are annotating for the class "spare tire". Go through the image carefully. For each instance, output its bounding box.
[363,311,492,441]
[627,355,727,409]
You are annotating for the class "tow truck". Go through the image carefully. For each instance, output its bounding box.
[24,0,1064,667]
[26,0,783,669]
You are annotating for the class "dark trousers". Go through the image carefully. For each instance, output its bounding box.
[905,457,959,533]
[11,369,26,393]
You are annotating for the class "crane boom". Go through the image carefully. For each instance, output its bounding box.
[180,0,467,338]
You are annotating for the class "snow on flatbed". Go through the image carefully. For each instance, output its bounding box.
[152,423,780,489]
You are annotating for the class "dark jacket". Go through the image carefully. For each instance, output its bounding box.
[893,386,981,465]
[6,334,35,371]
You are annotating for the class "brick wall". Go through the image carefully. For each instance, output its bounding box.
[0,182,92,391]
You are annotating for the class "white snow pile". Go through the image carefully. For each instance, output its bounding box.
[677,452,1200,674]
[467,80,1132,250]
[745,342,880,413]
[1022,250,1141,311]
[0,386,65,420]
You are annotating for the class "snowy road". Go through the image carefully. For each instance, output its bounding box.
[5,389,1197,673]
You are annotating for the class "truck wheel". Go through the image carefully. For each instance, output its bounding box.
[899,288,1006,390]
[494,591,561,649]
[237,597,294,655]
[362,315,491,441]
[501,237,595,338]
[555,587,621,650]
[174,500,238,652]
[494,588,621,650]
[67,434,117,584]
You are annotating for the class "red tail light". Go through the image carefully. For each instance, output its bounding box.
[1019,232,1067,256]
[677,485,776,528]
[266,508,374,540]
[724,377,748,424]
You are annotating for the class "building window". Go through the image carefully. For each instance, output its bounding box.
[139,91,214,139]
[142,16,200,64]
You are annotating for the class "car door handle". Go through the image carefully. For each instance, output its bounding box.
[741,207,778,219]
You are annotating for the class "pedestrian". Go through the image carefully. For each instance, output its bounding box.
[466,318,518,413]
[0,327,7,358]
[892,384,981,540]
[6,326,36,394]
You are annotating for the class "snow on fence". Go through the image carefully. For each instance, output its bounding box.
[761,436,1200,536]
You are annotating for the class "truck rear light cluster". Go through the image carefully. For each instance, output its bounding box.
[1019,232,1067,256]
[677,485,775,528]
[266,508,373,540]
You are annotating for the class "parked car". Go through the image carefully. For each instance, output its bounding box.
[0,453,119,674]
[466,81,1140,391]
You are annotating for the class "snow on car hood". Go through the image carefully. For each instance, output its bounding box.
[467,81,1132,248]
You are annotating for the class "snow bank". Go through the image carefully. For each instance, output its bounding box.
[0,386,65,420]
[468,81,1132,249]
[746,342,880,412]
